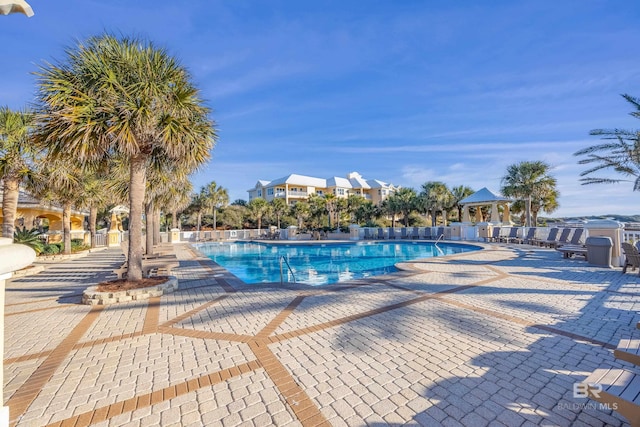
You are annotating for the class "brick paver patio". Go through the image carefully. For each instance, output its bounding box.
[4,242,639,426]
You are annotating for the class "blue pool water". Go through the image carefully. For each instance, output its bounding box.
[195,241,480,286]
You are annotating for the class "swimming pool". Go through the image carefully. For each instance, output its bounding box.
[195,241,480,286]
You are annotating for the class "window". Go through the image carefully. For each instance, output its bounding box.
[316,190,324,196]
[257,190,262,197]
[337,188,345,196]
[267,188,274,195]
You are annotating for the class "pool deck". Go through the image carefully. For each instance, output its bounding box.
[4,242,640,426]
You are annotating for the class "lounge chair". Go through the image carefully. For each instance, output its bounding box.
[435,227,445,239]
[559,228,584,247]
[487,227,501,242]
[532,227,557,246]
[422,227,433,240]
[548,228,572,248]
[388,228,397,239]
[377,228,385,240]
[517,227,537,244]
[410,227,420,239]
[363,228,372,240]
[622,243,640,276]
[400,228,410,239]
[499,227,519,243]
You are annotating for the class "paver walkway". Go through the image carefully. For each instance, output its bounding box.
[4,242,640,426]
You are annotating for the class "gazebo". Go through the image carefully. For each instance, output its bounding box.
[459,187,512,224]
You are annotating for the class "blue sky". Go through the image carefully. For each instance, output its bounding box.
[2,1,640,216]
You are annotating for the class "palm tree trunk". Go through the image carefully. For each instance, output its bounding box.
[213,208,217,231]
[145,201,154,255]
[2,178,20,238]
[153,207,161,245]
[442,209,448,226]
[171,210,179,229]
[196,211,202,239]
[128,156,146,281]
[89,205,97,249]
[526,196,532,227]
[62,201,72,255]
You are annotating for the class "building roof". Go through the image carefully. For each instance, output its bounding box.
[269,174,327,188]
[459,187,511,204]
[326,177,353,188]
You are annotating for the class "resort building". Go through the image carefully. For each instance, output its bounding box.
[0,189,87,237]
[247,171,399,206]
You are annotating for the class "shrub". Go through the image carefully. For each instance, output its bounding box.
[41,243,60,255]
[13,227,44,255]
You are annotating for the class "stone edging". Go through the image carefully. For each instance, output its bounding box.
[82,276,178,305]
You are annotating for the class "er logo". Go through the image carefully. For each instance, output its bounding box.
[573,382,602,398]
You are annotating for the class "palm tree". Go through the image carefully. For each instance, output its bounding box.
[291,201,310,229]
[355,201,377,225]
[270,198,288,229]
[575,94,640,191]
[420,182,453,226]
[324,194,337,228]
[31,157,82,255]
[346,194,364,223]
[202,181,229,231]
[334,197,348,228]
[500,161,557,227]
[381,197,401,227]
[451,185,475,222]
[389,188,417,226]
[0,106,37,238]
[247,198,269,231]
[35,34,216,280]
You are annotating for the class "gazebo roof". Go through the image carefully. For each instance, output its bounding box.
[460,187,511,205]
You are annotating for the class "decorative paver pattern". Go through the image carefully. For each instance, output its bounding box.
[4,243,639,426]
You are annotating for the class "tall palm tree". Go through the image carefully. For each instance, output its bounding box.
[202,181,229,231]
[0,106,37,238]
[575,94,640,191]
[247,198,269,231]
[500,161,557,227]
[35,34,216,280]
[381,197,401,227]
[334,197,348,228]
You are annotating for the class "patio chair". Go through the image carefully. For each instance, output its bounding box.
[499,227,519,243]
[487,227,501,242]
[435,227,445,239]
[622,243,640,276]
[548,228,572,248]
[388,228,397,239]
[400,228,410,239]
[377,228,385,240]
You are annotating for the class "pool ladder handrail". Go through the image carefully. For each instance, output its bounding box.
[434,233,445,255]
[280,255,296,284]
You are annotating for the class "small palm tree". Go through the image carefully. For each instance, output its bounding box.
[13,227,44,255]
[389,188,417,226]
[500,161,557,227]
[575,94,640,191]
[292,201,310,229]
[420,182,453,226]
[247,198,269,231]
[451,185,475,222]
[270,198,288,229]
[203,181,229,231]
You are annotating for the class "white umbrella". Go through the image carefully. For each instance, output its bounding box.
[0,0,34,17]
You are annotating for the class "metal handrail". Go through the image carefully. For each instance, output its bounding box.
[434,233,445,255]
[279,255,296,284]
